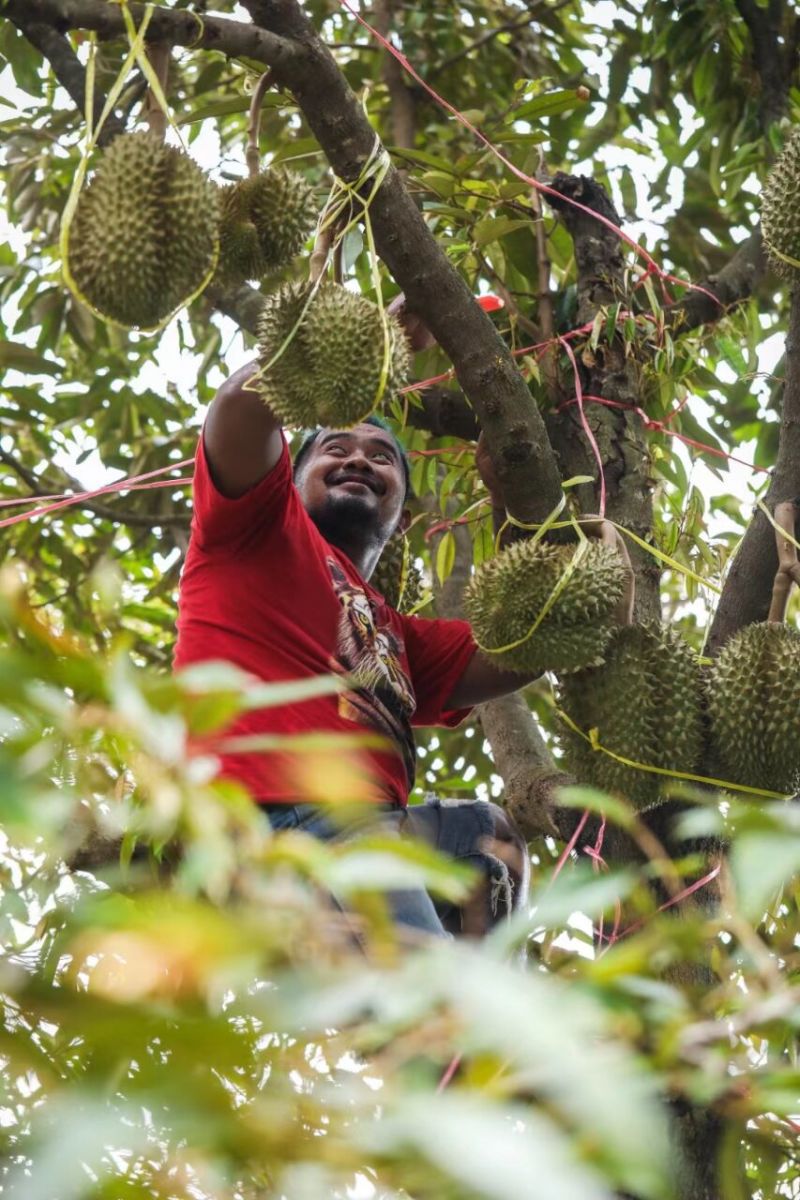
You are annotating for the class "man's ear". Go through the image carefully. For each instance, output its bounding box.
[396,508,412,536]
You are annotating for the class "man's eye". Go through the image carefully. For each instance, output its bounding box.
[328,445,346,454]
[373,452,391,463]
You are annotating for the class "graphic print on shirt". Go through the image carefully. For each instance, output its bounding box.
[327,557,417,790]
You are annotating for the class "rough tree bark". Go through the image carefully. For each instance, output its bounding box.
[543,173,661,621]
[707,288,800,654]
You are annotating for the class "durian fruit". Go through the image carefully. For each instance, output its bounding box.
[256,280,410,428]
[708,623,800,795]
[761,129,800,279]
[216,169,317,284]
[463,539,627,675]
[67,132,219,328]
[556,623,705,812]
[372,534,425,612]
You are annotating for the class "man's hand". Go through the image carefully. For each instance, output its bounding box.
[386,293,437,353]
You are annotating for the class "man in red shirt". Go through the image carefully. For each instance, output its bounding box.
[174,355,532,938]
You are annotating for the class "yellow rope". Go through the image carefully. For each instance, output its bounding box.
[555,705,790,800]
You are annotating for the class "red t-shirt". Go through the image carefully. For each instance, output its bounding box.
[173,433,477,807]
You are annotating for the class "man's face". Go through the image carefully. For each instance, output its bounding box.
[295,425,407,545]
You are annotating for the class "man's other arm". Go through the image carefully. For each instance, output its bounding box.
[445,652,537,710]
[203,360,283,498]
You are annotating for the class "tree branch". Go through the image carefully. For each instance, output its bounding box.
[0,447,190,530]
[11,0,301,71]
[735,0,791,133]
[668,229,768,333]
[241,0,563,526]
[544,172,661,620]
[5,0,126,146]
[426,4,544,80]
[706,287,800,654]
[373,0,417,152]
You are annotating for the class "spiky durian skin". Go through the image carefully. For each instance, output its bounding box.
[216,183,263,285]
[556,623,705,811]
[372,535,425,612]
[246,169,317,270]
[708,623,800,795]
[762,130,800,280]
[216,170,317,284]
[68,132,219,328]
[256,281,410,428]
[463,539,626,675]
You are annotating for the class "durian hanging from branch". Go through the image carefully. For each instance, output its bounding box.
[463,519,633,675]
[215,70,318,287]
[63,40,219,331]
[762,128,800,280]
[708,501,800,796]
[255,172,410,429]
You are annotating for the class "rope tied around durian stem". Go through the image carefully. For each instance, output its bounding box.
[766,500,800,623]
[246,70,275,179]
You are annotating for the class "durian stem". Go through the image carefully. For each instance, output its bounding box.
[309,222,335,284]
[767,499,800,623]
[144,41,170,141]
[246,70,274,179]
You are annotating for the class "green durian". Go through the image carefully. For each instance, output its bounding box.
[256,280,410,428]
[216,169,317,284]
[708,622,800,795]
[216,182,263,285]
[463,539,627,675]
[761,129,800,279]
[67,132,219,328]
[557,623,705,811]
[372,534,425,612]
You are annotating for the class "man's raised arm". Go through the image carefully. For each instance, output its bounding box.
[203,360,284,498]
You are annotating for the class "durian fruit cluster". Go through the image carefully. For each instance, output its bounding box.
[762,129,800,279]
[371,534,425,613]
[255,280,410,429]
[68,132,219,329]
[216,169,317,285]
[707,622,800,795]
[463,538,627,675]
[557,623,705,812]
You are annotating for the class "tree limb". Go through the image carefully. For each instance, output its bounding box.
[426,3,545,80]
[0,447,190,530]
[239,0,564,526]
[706,287,800,654]
[735,0,792,133]
[373,0,416,152]
[543,171,661,620]
[10,0,301,71]
[4,0,126,146]
[668,229,768,333]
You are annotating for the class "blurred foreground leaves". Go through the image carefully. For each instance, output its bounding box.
[0,570,798,1199]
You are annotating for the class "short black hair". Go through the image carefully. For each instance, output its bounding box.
[292,415,413,501]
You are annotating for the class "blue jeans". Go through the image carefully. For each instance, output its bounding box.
[263,797,526,941]
[264,802,449,938]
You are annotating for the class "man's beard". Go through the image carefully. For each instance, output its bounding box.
[306,492,388,550]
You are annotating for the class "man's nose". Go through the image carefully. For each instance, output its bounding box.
[344,447,372,471]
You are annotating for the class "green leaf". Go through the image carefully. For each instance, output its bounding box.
[0,340,62,375]
[729,832,800,919]
[435,528,456,584]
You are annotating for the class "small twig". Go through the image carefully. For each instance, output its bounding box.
[767,499,800,622]
[309,221,335,284]
[143,41,171,140]
[246,69,275,178]
[0,446,189,530]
